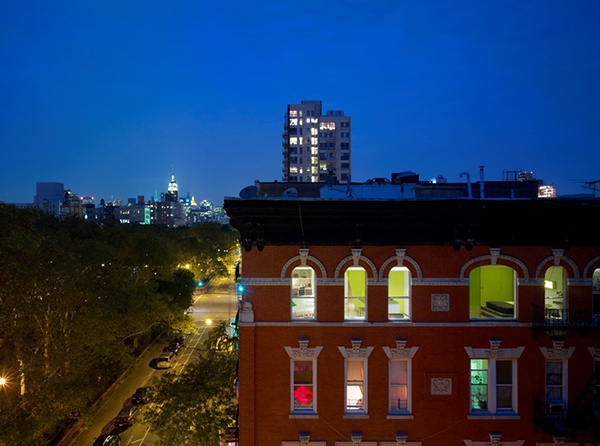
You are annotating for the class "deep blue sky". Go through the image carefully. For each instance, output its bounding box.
[1,1,599,205]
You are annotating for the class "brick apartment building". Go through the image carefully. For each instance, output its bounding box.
[225,189,600,446]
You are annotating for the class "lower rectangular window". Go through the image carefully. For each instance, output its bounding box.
[390,361,408,412]
[293,360,315,412]
[346,360,365,412]
[470,359,516,413]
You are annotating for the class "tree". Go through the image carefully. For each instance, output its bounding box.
[0,206,201,444]
[144,322,238,446]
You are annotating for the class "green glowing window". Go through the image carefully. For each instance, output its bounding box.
[345,267,366,320]
[388,267,410,320]
[469,266,516,319]
[470,359,488,411]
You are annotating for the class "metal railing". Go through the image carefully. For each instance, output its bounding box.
[531,304,600,331]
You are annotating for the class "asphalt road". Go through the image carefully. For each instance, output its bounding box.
[70,274,237,446]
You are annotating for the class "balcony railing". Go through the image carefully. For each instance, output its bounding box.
[533,397,569,437]
[532,304,600,333]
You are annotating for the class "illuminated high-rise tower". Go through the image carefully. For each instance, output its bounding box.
[282,100,351,184]
[167,168,178,201]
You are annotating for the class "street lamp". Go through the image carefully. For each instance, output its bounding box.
[0,377,7,386]
[206,318,213,326]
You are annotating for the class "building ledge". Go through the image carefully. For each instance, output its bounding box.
[289,414,319,419]
[386,414,414,419]
[468,414,521,420]
[343,414,370,419]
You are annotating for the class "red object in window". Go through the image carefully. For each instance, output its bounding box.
[294,385,313,406]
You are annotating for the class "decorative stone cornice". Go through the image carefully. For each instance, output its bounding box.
[552,249,564,266]
[465,338,525,360]
[382,338,419,359]
[587,347,600,358]
[338,338,374,359]
[490,248,501,266]
[540,341,575,360]
[299,248,310,265]
[284,338,323,359]
[395,248,406,267]
[351,248,362,266]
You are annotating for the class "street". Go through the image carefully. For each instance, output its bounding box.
[69,274,237,446]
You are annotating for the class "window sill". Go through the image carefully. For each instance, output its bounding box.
[343,413,370,419]
[387,413,414,419]
[289,413,319,419]
[468,412,520,420]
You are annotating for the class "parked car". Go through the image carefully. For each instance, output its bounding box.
[174,335,186,346]
[156,352,173,369]
[92,434,121,446]
[113,406,139,426]
[131,386,154,405]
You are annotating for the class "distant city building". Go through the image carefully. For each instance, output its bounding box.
[19,174,229,227]
[282,100,351,184]
[168,169,178,201]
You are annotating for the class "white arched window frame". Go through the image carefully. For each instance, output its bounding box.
[388,266,411,320]
[291,266,316,320]
[344,267,367,321]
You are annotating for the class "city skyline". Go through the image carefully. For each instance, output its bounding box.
[1,1,599,206]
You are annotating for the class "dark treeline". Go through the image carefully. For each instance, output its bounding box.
[0,203,239,445]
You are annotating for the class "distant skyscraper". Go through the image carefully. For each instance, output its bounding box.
[168,169,178,201]
[282,100,351,184]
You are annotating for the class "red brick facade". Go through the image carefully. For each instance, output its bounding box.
[226,198,600,446]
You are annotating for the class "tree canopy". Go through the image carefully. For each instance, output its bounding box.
[0,204,239,445]
[143,322,238,446]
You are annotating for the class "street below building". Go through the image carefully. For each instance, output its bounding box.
[69,274,238,446]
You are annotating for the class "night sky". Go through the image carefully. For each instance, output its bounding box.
[1,1,599,205]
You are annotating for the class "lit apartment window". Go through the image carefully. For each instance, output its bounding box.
[344,267,366,320]
[289,118,298,126]
[390,360,408,412]
[319,122,336,130]
[289,110,298,117]
[291,267,315,320]
[346,360,365,412]
[290,137,298,145]
[470,359,517,413]
[293,360,315,413]
[388,267,410,320]
[545,266,567,318]
[469,266,516,319]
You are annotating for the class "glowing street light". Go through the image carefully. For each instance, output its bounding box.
[0,377,7,386]
[206,318,213,326]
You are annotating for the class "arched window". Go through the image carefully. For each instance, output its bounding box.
[544,266,567,319]
[291,266,315,320]
[344,267,366,320]
[469,265,517,319]
[388,266,410,320]
[593,268,600,319]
